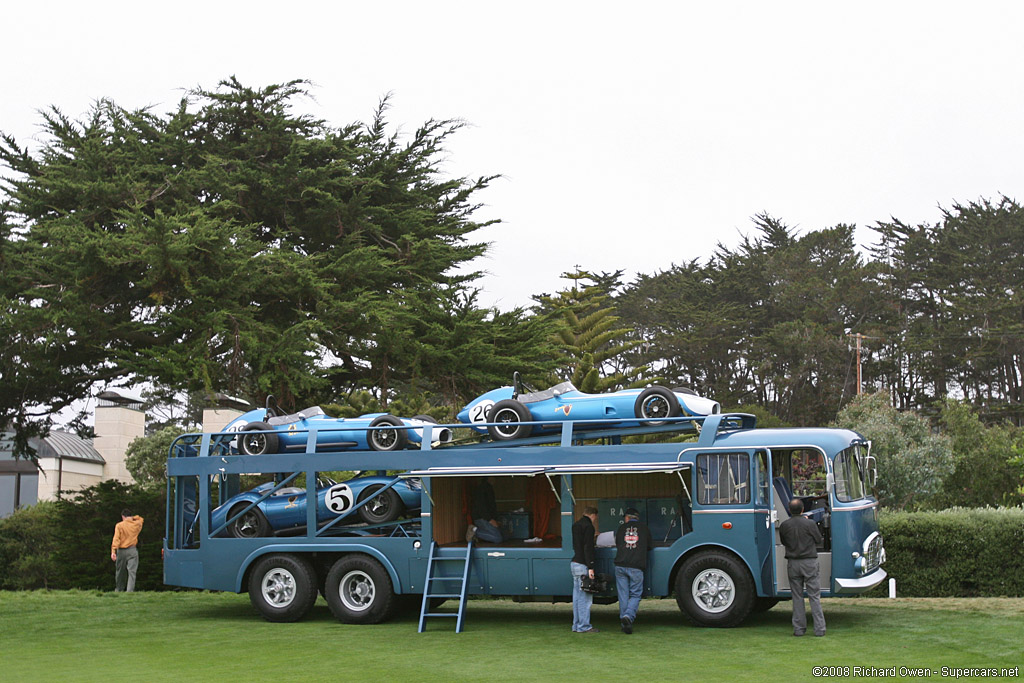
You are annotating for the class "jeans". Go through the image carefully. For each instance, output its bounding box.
[615,566,644,621]
[788,557,826,635]
[115,546,139,592]
[571,562,594,632]
[473,519,505,543]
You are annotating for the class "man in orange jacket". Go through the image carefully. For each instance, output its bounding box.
[110,509,144,592]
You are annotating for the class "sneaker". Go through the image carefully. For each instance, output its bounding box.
[465,525,477,542]
[579,628,600,634]
[620,616,633,634]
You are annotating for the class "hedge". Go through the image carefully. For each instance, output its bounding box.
[875,507,1024,597]
[2,493,1022,596]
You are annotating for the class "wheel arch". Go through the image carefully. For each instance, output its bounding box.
[237,544,404,594]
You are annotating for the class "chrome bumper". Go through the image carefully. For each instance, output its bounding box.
[834,567,887,595]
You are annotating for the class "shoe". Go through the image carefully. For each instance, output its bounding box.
[620,616,633,634]
[579,628,600,634]
[465,525,477,542]
[814,632,826,637]
[794,631,805,637]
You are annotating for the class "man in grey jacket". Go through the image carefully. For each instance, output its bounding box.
[779,498,826,637]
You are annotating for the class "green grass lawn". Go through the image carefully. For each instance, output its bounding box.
[2,591,1021,682]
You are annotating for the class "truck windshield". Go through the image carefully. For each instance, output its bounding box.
[834,444,868,502]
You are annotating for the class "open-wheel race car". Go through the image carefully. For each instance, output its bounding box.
[457,373,720,441]
[210,474,422,538]
[223,396,452,455]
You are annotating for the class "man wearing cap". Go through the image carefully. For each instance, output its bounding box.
[613,507,652,634]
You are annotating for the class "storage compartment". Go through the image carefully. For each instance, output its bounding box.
[429,475,561,546]
[572,471,692,544]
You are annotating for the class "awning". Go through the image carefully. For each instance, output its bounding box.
[401,465,549,478]
[402,462,690,478]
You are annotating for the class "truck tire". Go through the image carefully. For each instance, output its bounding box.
[239,422,280,455]
[325,554,398,624]
[486,399,533,440]
[675,550,755,627]
[633,386,681,424]
[248,554,317,622]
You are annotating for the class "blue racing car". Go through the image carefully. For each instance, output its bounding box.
[223,396,452,455]
[210,474,423,538]
[458,373,720,441]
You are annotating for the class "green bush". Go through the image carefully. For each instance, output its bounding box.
[0,501,61,589]
[876,507,1024,597]
[51,480,166,591]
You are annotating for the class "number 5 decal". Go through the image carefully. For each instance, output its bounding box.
[326,484,354,514]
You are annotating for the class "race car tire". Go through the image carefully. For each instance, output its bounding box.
[228,503,271,538]
[634,386,681,424]
[248,553,318,623]
[357,485,404,524]
[486,399,533,441]
[239,422,280,455]
[368,414,408,451]
[325,554,398,624]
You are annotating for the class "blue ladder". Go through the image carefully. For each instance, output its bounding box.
[418,541,473,633]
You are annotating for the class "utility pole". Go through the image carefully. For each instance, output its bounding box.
[848,333,863,395]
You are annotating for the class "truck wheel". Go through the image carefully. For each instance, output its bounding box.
[324,554,398,624]
[228,504,270,538]
[486,399,533,440]
[248,554,317,622]
[239,422,280,455]
[358,485,403,524]
[368,415,408,451]
[634,386,681,424]
[675,550,755,627]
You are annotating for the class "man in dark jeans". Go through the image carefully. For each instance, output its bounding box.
[614,507,651,634]
[779,498,826,637]
[570,506,599,633]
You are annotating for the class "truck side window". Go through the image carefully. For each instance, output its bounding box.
[697,453,750,505]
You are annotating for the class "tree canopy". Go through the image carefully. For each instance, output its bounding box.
[1,78,549,455]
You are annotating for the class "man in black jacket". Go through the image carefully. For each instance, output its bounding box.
[614,507,652,634]
[570,507,599,633]
[779,498,826,637]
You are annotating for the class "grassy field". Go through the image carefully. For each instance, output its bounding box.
[2,591,1022,682]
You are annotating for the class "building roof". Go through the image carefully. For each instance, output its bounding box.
[31,430,105,464]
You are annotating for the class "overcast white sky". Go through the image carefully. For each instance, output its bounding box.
[4,1,1024,310]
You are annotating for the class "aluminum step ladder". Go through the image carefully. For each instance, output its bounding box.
[418,541,472,632]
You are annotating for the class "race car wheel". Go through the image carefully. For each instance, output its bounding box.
[634,386,681,424]
[368,414,408,451]
[675,550,755,627]
[248,553,317,622]
[239,422,280,455]
[357,485,403,524]
[487,399,533,441]
[325,554,398,624]
[228,504,270,538]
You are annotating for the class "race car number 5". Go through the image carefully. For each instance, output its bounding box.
[326,484,354,514]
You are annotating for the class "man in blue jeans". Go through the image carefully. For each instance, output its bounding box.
[614,507,652,634]
[570,506,599,633]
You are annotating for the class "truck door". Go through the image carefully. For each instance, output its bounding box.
[753,449,776,596]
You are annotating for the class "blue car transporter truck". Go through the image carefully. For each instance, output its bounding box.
[163,413,886,631]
